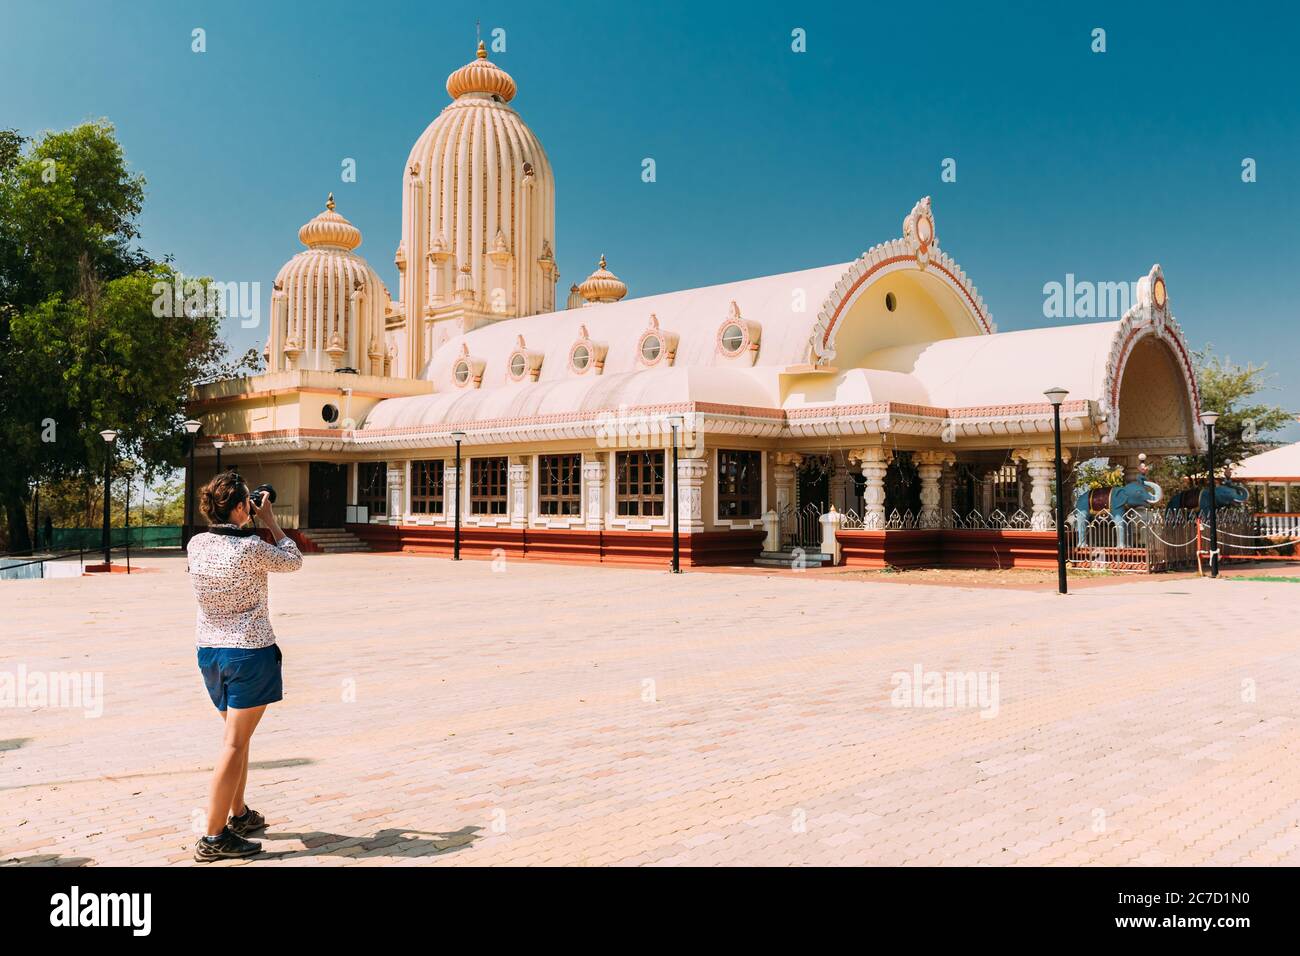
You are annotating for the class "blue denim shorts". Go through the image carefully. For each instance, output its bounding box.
[197,644,283,712]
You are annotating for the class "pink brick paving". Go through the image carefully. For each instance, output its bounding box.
[2,552,1298,866]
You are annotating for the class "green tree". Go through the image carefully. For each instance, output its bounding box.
[1146,346,1292,493]
[0,121,242,551]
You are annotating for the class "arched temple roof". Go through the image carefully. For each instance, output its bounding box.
[356,200,1203,453]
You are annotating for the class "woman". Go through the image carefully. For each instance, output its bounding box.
[188,471,302,862]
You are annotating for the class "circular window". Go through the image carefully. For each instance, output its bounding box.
[885,292,897,312]
[571,343,590,372]
[509,353,527,379]
[321,403,340,424]
[720,323,745,354]
[641,334,662,363]
[453,359,471,385]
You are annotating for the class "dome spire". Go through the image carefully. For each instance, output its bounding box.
[579,254,627,305]
[446,39,516,102]
[298,195,361,251]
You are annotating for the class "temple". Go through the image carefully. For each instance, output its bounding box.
[189,42,1207,568]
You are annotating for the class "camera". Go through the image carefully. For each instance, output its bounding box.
[249,483,276,510]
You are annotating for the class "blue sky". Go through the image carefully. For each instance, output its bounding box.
[3,0,1297,439]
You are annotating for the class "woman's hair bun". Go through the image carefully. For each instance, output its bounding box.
[199,471,248,524]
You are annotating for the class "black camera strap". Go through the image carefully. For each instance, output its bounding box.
[204,525,259,538]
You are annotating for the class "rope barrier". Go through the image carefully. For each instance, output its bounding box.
[1213,526,1300,543]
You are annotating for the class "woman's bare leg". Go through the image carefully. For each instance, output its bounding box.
[206,705,266,836]
[219,710,252,818]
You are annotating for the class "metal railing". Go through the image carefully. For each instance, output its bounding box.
[0,540,139,579]
[775,502,823,549]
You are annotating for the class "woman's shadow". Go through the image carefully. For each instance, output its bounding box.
[253,825,481,862]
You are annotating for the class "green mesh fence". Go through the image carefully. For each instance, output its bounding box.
[49,526,182,550]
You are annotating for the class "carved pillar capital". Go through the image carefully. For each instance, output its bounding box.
[1013,448,1066,530]
[914,453,954,529]
[850,447,892,528]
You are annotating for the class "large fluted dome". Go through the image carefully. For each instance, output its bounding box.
[395,41,558,378]
[266,196,391,375]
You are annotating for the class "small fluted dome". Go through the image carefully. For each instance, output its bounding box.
[298,194,362,251]
[578,255,627,305]
[565,283,583,310]
[268,196,390,375]
[446,41,516,102]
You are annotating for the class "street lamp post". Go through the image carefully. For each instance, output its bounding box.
[213,440,225,474]
[451,431,466,560]
[183,419,201,545]
[1044,388,1069,595]
[99,429,119,565]
[667,415,684,573]
[1202,410,1220,578]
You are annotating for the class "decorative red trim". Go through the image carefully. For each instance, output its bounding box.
[1108,325,1200,426]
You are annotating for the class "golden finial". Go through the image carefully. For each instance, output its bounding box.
[598,254,607,270]
[326,192,336,211]
[476,40,487,59]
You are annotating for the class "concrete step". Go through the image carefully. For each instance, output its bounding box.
[755,550,832,568]
[298,528,371,554]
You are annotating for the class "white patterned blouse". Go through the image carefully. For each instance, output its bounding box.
[187,526,303,649]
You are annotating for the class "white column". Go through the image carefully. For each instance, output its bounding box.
[915,451,956,528]
[849,447,893,529]
[444,463,462,527]
[509,456,530,528]
[386,460,406,525]
[582,458,606,530]
[1014,447,1070,530]
[676,456,708,534]
[773,452,801,513]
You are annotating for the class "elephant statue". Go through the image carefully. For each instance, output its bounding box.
[1165,482,1249,516]
[1074,478,1164,548]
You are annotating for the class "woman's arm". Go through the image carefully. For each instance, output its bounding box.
[251,492,303,572]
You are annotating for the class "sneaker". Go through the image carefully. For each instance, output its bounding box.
[228,806,267,838]
[194,826,262,862]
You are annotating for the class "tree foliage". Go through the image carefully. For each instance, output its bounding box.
[0,121,239,551]
[1171,347,1292,483]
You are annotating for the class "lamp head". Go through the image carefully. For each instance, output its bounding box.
[450,430,467,443]
[1201,410,1220,428]
[183,419,202,435]
[1043,387,1069,407]
[99,429,119,444]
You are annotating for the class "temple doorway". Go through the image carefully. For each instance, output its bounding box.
[308,462,348,527]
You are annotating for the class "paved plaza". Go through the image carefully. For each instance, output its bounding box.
[3,552,1299,866]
